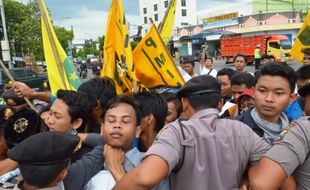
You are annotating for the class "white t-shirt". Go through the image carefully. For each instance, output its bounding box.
[200,67,218,78]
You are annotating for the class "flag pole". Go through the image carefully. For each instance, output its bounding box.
[0,59,37,112]
[36,0,68,89]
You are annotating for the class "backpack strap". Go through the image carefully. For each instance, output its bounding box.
[207,68,213,75]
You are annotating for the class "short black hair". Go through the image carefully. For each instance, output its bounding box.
[255,63,297,93]
[231,72,255,88]
[217,68,236,79]
[20,161,69,188]
[56,90,91,128]
[78,77,117,110]
[233,54,247,63]
[302,48,310,56]
[160,92,182,118]
[104,95,141,126]
[261,54,270,60]
[133,91,167,132]
[205,57,213,63]
[296,64,310,80]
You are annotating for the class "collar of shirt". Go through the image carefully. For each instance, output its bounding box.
[190,108,219,120]
[103,147,143,172]
[13,181,64,190]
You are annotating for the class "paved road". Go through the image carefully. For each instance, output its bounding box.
[211,59,302,74]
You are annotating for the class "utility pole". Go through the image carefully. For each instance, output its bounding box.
[0,0,12,68]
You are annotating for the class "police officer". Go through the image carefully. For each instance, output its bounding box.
[113,75,270,190]
[8,131,80,190]
[249,116,310,189]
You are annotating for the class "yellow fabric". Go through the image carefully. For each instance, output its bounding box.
[102,0,143,94]
[291,11,310,64]
[133,24,184,88]
[158,0,177,44]
[39,0,80,94]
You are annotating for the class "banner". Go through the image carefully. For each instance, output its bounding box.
[102,0,144,94]
[38,0,80,94]
[291,11,310,64]
[158,0,177,44]
[133,24,184,88]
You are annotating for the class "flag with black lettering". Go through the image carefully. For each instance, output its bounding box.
[133,24,185,88]
[291,11,310,63]
[102,0,143,94]
[158,0,177,44]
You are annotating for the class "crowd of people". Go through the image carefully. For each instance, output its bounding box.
[0,47,309,190]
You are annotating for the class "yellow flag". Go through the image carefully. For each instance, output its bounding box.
[291,12,310,64]
[38,0,81,94]
[158,0,177,44]
[102,0,142,94]
[133,24,184,88]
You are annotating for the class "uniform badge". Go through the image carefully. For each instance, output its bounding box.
[3,108,14,120]
[6,98,16,106]
[13,117,28,133]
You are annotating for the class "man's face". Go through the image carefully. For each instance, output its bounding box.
[47,99,77,132]
[165,101,178,124]
[231,84,248,101]
[217,75,232,98]
[254,75,292,123]
[101,103,140,151]
[182,63,194,76]
[234,56,246,72]
[303,54,310,65]
[297,79,309,90]
[204,59,213,68]
[304,95,310,116]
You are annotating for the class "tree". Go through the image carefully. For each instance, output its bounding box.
[4,0,73,61]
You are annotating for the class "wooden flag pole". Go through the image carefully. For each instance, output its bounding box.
[0,60,37,112]
[36,0,68,90]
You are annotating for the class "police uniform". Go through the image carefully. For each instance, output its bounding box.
[264,116,310,189]
[1,88,27,108]
[144,75,271,190]
[7,131,80,190]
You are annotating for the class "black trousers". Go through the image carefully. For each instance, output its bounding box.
[255,59,261,70]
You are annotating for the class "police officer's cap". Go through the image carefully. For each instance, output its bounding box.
[8,131,80,165]
[177,75,221,98]
[2,88,26,107]
[298,83,310,97]
[4,109,48,149]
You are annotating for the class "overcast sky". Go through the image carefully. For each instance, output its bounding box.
[17,0,251,40]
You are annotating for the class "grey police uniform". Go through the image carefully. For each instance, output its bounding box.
[144,108,271,190]
[265,116,310,190]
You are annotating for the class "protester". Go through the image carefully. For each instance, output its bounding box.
[302,48,310,65]
[261,54,270,64]
[84,96,169,190]
[237,88,255,115]
[180,59,198,77]
[112,75,270,190]
[237,63,297,145]
[77,77,117,133]
[217,68,236,103]
[231,72,255,101]
[160,91,182,124]
[234,54,250,74]
[200,57,217,78]
[133,91,167,152]
[298,83,310,116]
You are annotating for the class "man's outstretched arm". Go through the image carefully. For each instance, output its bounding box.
[112,155,169,190]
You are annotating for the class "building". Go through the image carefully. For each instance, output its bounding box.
[138,0,197,35]
[252,0,309,15]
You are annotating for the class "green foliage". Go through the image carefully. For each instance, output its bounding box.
[4,0,73,61]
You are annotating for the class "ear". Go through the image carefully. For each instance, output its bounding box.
[100,122,104,136]
[181,98,187,112]
[146,114,154,125]
[135,126,142,138]
[289,93,298,104]
[72,118,83,129]
[216,98,224,112]
[57,168,68,182]
[95,100,101,111]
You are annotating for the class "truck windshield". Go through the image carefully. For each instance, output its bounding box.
[280,40,292,50]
